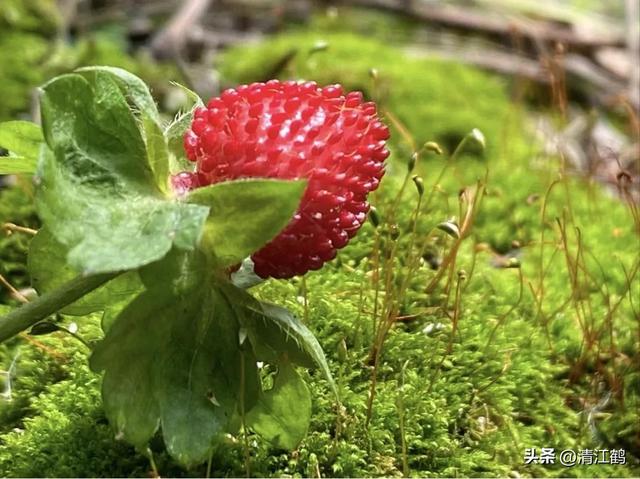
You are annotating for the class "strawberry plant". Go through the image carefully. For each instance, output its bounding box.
[0,67,389,467]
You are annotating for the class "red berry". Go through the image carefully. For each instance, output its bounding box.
[179,80,390,279]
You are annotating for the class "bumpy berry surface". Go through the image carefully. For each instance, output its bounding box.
[180,80,390,279]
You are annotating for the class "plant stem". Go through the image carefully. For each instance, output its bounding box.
[365,344,381,425]
[0,274,29,303]
[2,222,38,236]
[397,360,410,477]
[0,272,119,343]
[239,351,251,478]
[146,447,159,478]
[206,450,213,478]
[301,275,309,323]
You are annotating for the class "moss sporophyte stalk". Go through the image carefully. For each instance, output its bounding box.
[0,68,389,468]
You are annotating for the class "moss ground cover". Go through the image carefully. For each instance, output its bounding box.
[0,30,638,477]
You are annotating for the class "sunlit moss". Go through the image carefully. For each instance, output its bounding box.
[0,28,638,478]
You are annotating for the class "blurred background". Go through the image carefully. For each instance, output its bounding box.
[1,0,638,192]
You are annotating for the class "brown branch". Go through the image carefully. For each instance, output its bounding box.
[0,274,29,304]
[405,42,634,109]
[150,0,213,59]
[626,0,640,107]
[336,0,625,51]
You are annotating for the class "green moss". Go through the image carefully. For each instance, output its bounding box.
[0,32,49,121]
[0,182,38,303]
[0,0,57,120]
[304,6,422,44]
[0,343,150,477]
[218,31,639,476]
[0,30,638,478]
[0,0,60,33]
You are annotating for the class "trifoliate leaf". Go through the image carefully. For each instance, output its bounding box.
[76,67,170,192]
[91,251,259,467]
[37,72,209,274]
[40,72,154,190]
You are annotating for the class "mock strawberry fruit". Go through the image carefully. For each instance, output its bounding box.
[180,80,390,279]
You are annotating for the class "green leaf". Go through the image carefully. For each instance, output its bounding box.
[100,291,138,333]
[0,120,43,160]
[223,283,338,400]
[36,147,208,273]
[166,107,197,174]
[91,251,259,467]
[249,301,338,399]
[40,72,154,191]
[77,67,170,192]
[142,112,170,193]
[28,228,143,316]
[37,72,210,274]
[76,66,161,124]
[188,179,306,267]
[246,361,311,450]
[165,83,202,174]
[169,81,204,106]
[243,302,316,369]
[0,155,37,174]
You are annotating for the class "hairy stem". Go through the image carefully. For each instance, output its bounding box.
[0,272,119,343]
